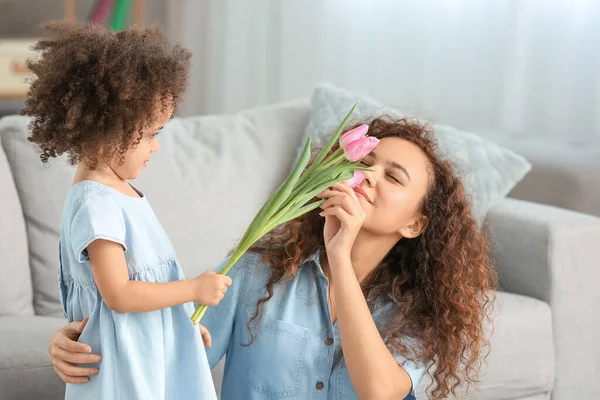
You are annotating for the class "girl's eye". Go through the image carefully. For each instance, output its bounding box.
[359,160,370,167]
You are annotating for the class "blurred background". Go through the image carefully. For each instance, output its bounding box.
[1,0,599,144]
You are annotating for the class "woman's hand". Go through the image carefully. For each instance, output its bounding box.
[48,317,101,384]
[199,324,212,348]
[317,182,366,262]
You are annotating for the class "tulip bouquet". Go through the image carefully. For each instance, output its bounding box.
[191,104,379,325]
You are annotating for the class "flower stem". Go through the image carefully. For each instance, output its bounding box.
[319,151,345,170]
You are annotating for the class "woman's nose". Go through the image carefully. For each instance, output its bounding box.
[363,167,378,187]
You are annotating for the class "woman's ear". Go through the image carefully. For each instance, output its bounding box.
[398,215,429,239]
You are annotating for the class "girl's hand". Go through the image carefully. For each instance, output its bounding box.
[317,183,366,262]
[193,271,232,306]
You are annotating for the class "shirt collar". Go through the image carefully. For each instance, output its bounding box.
[305,250,321,265]
[303,250,326,277]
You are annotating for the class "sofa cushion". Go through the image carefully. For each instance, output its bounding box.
[415,291,554,399]
[0,100,310,315]
[0,116,75,316]
[0,316,67,400]
[0,138,33,316]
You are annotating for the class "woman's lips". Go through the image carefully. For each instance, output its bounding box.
[353,187,372,204]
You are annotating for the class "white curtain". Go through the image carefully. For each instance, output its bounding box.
[166,0,600,144]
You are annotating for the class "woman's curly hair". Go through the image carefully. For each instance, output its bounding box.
[249,116,498,398]
[21,21,191,168]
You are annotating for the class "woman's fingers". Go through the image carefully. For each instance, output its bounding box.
[54,366,89,384]
[52,332,92,355]
[51,318,92,354]
[77,316,89,333]
[51,344,101,365]
[320,196,357,215]
[52,358,99,379]
[320,205,353,224]
[330,182,360,201]
[199,324,212,348]
[56,337,93,355]
[319,184,366,229]
[48,317,101,385]
[318,183,360,203]
[316,188,346,199]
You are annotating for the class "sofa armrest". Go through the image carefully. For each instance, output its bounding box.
[484,198,600,399]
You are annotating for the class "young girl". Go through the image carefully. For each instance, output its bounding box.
[22,22,229,400]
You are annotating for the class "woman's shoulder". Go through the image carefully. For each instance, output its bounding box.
[220,250,273,282]
[217,247,318,293]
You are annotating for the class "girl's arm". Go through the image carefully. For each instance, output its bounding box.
[88,239,231,313]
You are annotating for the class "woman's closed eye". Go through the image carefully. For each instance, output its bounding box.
[387,172,402,184]
[360,160,404,185]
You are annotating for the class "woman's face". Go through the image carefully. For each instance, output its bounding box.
[355,137,432,239]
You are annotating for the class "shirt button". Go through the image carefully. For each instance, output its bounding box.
[316,381,325,390]
[324,337,334,346]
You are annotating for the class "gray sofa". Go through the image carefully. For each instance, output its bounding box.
[1,100,599,400]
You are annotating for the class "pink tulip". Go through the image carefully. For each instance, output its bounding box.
[339,124,369,149]
[342,171,365,188]
[343,136,380,162]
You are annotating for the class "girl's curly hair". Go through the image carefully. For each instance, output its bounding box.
[249,116,498,398]
[21,21,191,168]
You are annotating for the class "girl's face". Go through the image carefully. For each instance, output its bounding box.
[356,137,432,239]
[110,104,173,181]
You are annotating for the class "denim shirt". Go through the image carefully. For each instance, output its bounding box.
[204,251,426,400]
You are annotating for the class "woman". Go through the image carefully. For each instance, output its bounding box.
[48,116,497,399]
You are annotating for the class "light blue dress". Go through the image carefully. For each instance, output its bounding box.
[204,251,427,400]
[58,180,216,400]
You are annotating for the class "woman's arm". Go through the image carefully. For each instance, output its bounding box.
[318,183,414,399]
[88,239,231,313]
[330,256,413,400]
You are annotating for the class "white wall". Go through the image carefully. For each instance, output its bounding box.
[168,0,600,145]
